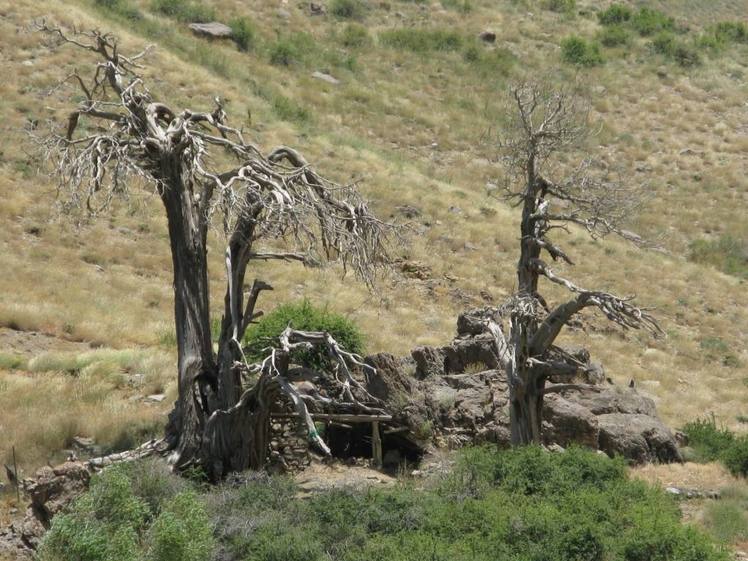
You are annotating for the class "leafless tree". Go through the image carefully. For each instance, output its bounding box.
[35,24,391,478]
[488,82,662,445]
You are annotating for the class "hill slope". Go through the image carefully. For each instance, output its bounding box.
[0,0,746,471]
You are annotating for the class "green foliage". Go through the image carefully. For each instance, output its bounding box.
[713,21,748,44]
[380,28,464,53]
[681,417,748,477]
[37,467,147,561]
[94,0,142,20]
[598,4,632,25]
[561,35,604,66]
[0,352,26,370]
[230,17,256,52]
[722,437,748,478]
[39,464,214,561]
[150,0,215,22]
[704,498,748,543]
[330,0,367,20]
[440,0,472,13]
[148,492,215,561]
[598,25,631,47]
[463,44,516,78]
[271,94,311,123]
[243,300,364,370]
[339,23,372,48]
[682,417,735,462]
[631,8,675,37]
[689,235,748,279]
[542,0,576,14]
[651,32,700,66]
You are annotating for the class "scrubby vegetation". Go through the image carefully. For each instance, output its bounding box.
[37,448,729,561]
[689,236,748,279]
[682,417,748,477]
[243,301,364,370]
[561,35,604,66]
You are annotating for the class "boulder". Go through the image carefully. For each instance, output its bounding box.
[597,413,681,463]
[188,22,233,40]
[411,346,444,379]
[443,334,500,373]
[479,30,496,43]
[543,395,599,449]
[312,71,340,85]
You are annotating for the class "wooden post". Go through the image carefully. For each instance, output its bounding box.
[12,446,20,503]
[371,421,382,468]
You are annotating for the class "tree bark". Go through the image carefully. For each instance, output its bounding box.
[160,160,217,468]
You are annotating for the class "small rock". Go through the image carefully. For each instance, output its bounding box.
[145,394,166,403]
[188,22,233,39]
[394,204,422,219]
[277,8,291,19]
[72,436,95,451]
[311,70,340,85]
[448,206,462,214]
[22,60,34,67]
[665,486,682,496]
[478,31,496,43]
[309,2,325,15]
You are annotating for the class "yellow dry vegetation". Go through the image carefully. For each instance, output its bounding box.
[0,0,746,472]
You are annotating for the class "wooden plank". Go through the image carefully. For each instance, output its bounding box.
[270,413,393,422]
[372,421,382,468]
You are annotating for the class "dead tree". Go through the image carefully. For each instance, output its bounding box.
[35,24,390,478]
[488,82,662,445]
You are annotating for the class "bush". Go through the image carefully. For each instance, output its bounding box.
[651,32,700,66]
[598,24,631,47]
[339,23,372,48]
[542,0,575,14]
[463,44,516,77]
[268,39,301,66]
[704,499,748,543]
[441,0,472,13]
[94,0,142,20]
[598,4,632,25]
[330,0,367,19]
[682,417,735,462]
[271,94,311,123]
[631,8,675,36]
[689,235,748,279]
[561,35,604,66]
[148,492,215,561]
[380,28,464,53]
[151,0,215,22]
[722,437,748,477]
[230,17,256,52]
[243,300,364,370]
[714,21,748,44]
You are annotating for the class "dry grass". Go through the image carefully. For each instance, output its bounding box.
[0,0,746,473]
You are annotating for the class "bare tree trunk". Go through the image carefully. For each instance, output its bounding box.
[160,164,217,468]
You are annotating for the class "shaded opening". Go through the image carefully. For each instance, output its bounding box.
[322,422,424,468]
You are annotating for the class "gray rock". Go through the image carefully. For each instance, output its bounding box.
[597,413,681,463]
[411,346,445,379]
[312,71,340,85]
[188,22,233,39]
[145,393,166,403]
[543,395,599,449]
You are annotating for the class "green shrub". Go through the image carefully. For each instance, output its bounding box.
[330,0,367,19]
[598,24,631,47]
[631,8,675,36]
[598,4,632,25]
[463,44,516,77]
[714,21,748,44]
[339,23,372,48]
[651,32,700,66]
[243,300,364,370]
[682,417,735,462]
[269,40,301,66]
[230,17,256,52]
[689,235,748,279]
[380,28,464,53]
[542,0,576,14]
[94,0,142,20]
[704,499,748,543]
[151,0,215,22]
[37,467,147,561]
[126,458,188,516]
[722,437,748,477]
[440,0,472,13]
[271,94,311,123]
[148,492,215,561]
[561,35,604,66]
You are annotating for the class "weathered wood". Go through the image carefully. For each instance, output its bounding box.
[271,413,393,422]
[372,421,382,468]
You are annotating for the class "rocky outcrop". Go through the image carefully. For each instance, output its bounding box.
[188,22,233,39]
[366,310,681,464]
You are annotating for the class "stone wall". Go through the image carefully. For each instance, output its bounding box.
[267,412,311,473]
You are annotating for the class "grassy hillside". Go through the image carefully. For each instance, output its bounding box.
[0,0,747,472]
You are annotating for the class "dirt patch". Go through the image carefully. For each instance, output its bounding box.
[0,328,91,358]
[294,460,396,497]
[630,461,739,491]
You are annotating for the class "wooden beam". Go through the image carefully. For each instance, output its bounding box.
[372,421,382,468]
[270,413,393,422]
